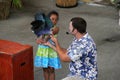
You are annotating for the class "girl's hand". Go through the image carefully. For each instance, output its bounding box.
[36,37,45,44]
[52,27,59,35]
[43,41,51,46]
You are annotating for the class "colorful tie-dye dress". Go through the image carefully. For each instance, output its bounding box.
[34,35,61,69]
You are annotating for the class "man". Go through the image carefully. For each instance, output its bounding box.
[45,17,98,80]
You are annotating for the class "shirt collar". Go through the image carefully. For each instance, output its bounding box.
[74,32,88,42]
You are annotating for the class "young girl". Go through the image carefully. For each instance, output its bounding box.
[34,11,61,80]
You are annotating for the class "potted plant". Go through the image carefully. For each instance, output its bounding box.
[0,0,23,20]
[11,0,23,8]
[0,0,12,19]
[111,0,120,9]
[110,0,120,26]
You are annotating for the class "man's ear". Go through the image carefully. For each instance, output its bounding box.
[73,28,78,34]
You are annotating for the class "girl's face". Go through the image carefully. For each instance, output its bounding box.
[50,14,58,25]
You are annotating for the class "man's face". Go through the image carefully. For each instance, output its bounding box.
[69,22,74,34]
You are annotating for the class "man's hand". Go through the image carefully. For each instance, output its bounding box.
[50,34,58,44]
[43,41,57,51]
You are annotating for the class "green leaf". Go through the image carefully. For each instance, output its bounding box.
[12,0,22,8]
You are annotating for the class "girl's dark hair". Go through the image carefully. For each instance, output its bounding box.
[48,10,59,20]
[71,17,87,33]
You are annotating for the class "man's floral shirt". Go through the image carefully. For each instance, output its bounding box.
[67,33,98,80]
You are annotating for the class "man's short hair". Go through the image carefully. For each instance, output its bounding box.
[71,17,87,33]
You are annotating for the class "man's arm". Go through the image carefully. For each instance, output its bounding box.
[50,35,71,62]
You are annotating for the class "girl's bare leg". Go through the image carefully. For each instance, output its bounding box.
[43,68,49,80]
[48,67,55,80]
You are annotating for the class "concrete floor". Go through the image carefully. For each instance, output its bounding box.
[0,0,120,80]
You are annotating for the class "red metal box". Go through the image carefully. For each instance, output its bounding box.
[0,39,34,80]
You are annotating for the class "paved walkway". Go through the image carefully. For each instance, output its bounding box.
[0,0,120,80]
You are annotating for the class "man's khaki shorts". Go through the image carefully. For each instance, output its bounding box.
[61,76,85,80]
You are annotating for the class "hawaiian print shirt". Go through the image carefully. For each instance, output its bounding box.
[67,33,98,80]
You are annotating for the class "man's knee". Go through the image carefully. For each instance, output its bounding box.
[61,76,84,80]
